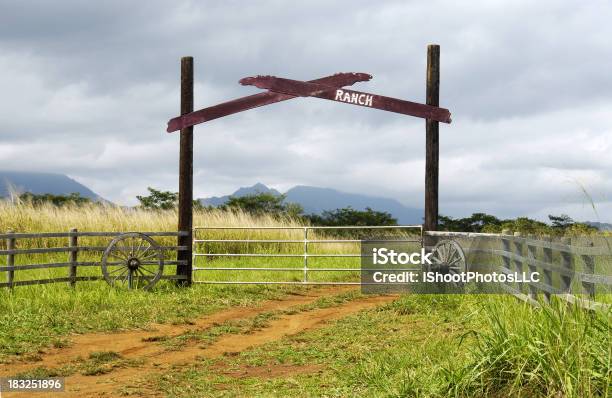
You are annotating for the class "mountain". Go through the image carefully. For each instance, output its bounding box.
[285,185,422,224]
[200,182,281,207]
[585,221,612,231]
[199,183,423,224]
[0,170,101,200]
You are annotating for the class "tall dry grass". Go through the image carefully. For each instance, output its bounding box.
[0,201,397,255]
[0,202,364,284]
[0,201,304,234]
[0,201,311,252]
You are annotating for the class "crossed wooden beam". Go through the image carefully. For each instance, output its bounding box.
[166,73,451,132]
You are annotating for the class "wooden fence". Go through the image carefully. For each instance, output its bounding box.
[427,230,612,310]
[2,229,611,311]
[0,230,189,288]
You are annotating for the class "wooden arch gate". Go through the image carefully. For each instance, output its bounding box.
[166,45,452,284]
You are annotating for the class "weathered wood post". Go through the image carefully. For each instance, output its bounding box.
[580,239,596,300]
[526,234,538,299]
[501,229,512,292]
[559,236,574,295]
[69,228,78,287]
[177,56,194,286]
[513,232,524,294]
[541,235,553,302]
[6,230,15,289]
[424,44,440,231]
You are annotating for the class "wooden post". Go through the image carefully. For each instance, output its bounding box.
[6,230,15,289]
[69,228,78,287]
[559,236,573,294]
[542,235,553,302]
[501,229,512,292]
[513,232,524,294]
[580,239,596,300]
[424,44,440,231]
[526,235,538,299]
[177,56,194,286]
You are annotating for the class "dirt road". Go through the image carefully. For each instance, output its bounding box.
[0,287,397,397]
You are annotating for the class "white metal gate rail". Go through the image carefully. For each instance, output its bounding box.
[192,225,423,285]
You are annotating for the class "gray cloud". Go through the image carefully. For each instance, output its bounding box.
[0,0,611,222]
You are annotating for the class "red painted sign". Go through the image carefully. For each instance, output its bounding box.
[166,72,372,132]
[239,76,452,123]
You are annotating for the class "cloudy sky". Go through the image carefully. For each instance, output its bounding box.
[1,1,610,222]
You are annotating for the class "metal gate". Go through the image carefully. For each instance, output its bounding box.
[192,225,422,285]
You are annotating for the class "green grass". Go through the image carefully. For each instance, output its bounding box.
[80,350,144,376]
[1,262,610,397]
[146,295,610,398]
[0,238,371,360]
[0,280,297,361]
[13,350,146,378]
[157,290,363,352]
[150,294,473,397]
[444,297,611,397]
[0,204,610,397]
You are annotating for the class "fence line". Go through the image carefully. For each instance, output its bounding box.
[429,230,611,311]
[0,231,189,239]
[2,229,189,289]
[2,227,610,313]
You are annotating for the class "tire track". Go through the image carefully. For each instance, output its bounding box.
[5,291,396,397]
[0,286,355,377]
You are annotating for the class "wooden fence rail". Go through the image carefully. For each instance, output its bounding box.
[3,228,610,310]
[426,230,612,311]
[1,229,190,289]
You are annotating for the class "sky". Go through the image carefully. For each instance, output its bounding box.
[0,0,610,222]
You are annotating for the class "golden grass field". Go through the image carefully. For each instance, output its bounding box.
[0,202,609,397]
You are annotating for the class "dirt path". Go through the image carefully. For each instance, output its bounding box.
[0,286,352,375]
[1,287,397,397]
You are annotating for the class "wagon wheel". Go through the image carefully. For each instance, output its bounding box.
[101,233,164,290]
[429,239,467,287]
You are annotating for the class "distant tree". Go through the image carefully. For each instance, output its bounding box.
[221,192,284,214]
[467,213,503,231]
[192,200,206,211]
[438,215,461,231]
[136,187,202,211]
[19,192,91,207]
[305,207,397,226]
[219,192,303,217]
[548,214,575,230]
[137,188,178,210]
[284,202,305,218]
[563,222,598,235]
[500,217,550,235]
[439,212,599,236]
[548,214,597,235]
[439,213,502,232]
